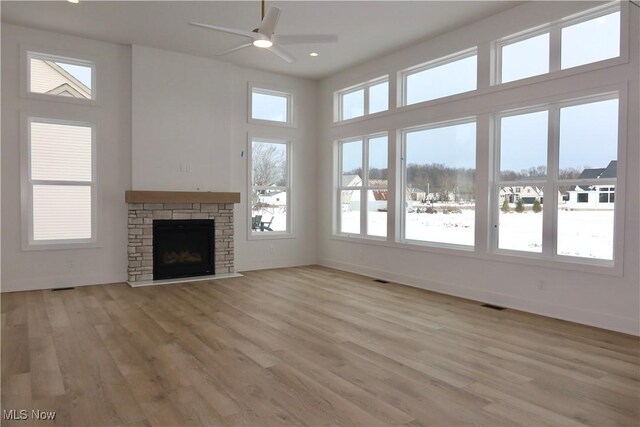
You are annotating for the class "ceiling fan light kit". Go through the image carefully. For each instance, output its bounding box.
[253,39,273,48]
[189,0,337,63]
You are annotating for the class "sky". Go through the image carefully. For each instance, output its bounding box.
[58,62,92,89]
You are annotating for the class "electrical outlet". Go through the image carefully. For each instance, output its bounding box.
[66,259,75,269]
[538,280,545,290]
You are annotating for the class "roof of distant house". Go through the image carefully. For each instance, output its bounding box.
[579,160,617,180]
[342,174,362,187]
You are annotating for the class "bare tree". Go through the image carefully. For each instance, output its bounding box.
[252,142,286,207]
[252,142,285,186]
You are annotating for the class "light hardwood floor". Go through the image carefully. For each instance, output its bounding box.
[1,266,639,426]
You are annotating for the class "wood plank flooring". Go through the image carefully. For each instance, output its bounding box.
[2,265,639,426]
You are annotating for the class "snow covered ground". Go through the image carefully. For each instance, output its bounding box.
[252,208,287,233]
[341,206,614,260]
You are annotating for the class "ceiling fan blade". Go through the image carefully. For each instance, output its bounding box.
[189,22,259,40]
[217,43,253,56]
[258,6,281,38]
[268,44,296,63]
[273,34,338,45]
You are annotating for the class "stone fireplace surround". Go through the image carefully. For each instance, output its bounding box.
[125,191,240,286]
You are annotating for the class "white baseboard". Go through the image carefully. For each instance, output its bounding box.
[318,258,639,336]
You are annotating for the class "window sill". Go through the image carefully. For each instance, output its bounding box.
[248,117,296,128]
[22,240,101,251]
[248,231,296,241]
[21,91,99,107]
[330,234,622,277]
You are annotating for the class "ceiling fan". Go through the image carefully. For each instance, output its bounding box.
[189,0,338,63]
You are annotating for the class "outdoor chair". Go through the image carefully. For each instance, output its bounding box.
[260,217,274,231]
[251,215,263,231]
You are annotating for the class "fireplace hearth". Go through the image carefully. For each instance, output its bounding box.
[153,219,215,280]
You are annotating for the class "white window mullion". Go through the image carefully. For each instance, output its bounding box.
[363,87,370,116]
[545,106,560,257]
[399,131,407,243]
[387,130,398,242]
[549,24,562,73]
[361,136,368,236]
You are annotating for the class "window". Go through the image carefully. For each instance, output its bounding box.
[403,121,476,247]
[599,188,615,203]
[561,10,620,70]
[28,51,94,100]
[496,4,621,84]
[250,87,292,124]
[496,110,547,252]
[338,134,388,237]
[495,95,618,261]
[499,32,550,83]
[250,138,291,235]
[337,77,389,121]
[27,118,95,245]
[402,50,477,105]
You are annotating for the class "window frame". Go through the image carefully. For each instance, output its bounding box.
[399,117,477,250]
[247,136,293,240]
[21,46,98,105]
[494,2,622,85]
[22,115,98,250]
[400,48,477,107]
[491,92,620,265]
[248,84,294,127]
[335,76,389,122]
[336,133,389,239]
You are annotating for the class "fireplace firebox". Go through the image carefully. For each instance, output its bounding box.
[153,219,215,280]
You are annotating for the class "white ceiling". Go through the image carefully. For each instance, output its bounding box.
[1,0,523,80]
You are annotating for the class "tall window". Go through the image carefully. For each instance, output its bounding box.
[250,87,292,124]
[496,110,547,252]
[338,134,388,237]
[250,138,291,235]
[403,121,476,247]
[337,78,389,121]
[495,95,618,261]
[402,50,477,106]
[28,51,94,100]
[27,118,95,244]
[497,4,620,84]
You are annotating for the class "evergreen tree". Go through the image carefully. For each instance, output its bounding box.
[515,198,525,213]
[532,199,542,213]
[501,199,510,213]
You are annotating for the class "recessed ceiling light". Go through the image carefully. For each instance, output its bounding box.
[310,52,319,57]
[67,0,80,3]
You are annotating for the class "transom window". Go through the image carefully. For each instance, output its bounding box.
[402,49,477,106]
[250,138,291,235]
[250,87,292,124]
[494,94,618,261]
[337,77,389,121]
[27,118,96,245]
[497,4,620,84]
[28,51,94,100]
[338,134,388,237]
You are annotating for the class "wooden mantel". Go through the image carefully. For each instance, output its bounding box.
[125,190,240,204]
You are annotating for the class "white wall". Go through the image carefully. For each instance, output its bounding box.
[317,2,640,335]
[132,45,232,191]
[131,46,319,271]
[1,24,132,291]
